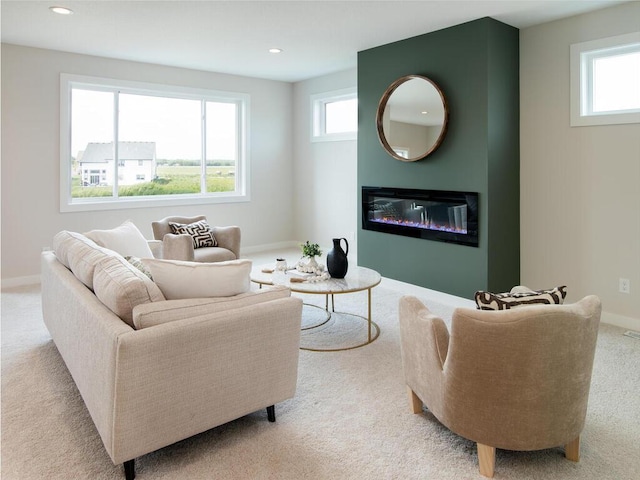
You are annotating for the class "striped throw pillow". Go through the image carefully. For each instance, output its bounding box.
[475,285,567,310]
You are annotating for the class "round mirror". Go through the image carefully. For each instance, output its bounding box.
[376,75,449,162]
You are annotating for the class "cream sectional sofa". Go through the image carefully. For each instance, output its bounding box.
[41,230,303,480]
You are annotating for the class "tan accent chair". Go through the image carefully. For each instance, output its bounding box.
[399,295,601,478]
[152,215,240,262]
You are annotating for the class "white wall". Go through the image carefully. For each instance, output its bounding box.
[1,44,294,283]
[520,2,640,330]
[292,69,358,259]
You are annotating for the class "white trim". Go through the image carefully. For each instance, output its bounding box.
[241,240,300,255]
[1,275,42,289]
[310,87,357,142]
[59,73,250,212]
[570,32,640,127]
[601,311,640,331]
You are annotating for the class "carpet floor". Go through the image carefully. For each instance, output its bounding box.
[2,279,639,479]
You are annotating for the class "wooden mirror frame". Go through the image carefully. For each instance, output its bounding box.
[376,74,449,162]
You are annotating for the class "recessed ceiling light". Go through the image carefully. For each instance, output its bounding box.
[49,6,74,15]
[269,48,283,54]
[421,111,429,115]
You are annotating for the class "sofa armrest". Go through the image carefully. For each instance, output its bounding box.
[162,233,194,261]
[110,296,303,463]
[147,239,163,258]
[211,226,241,258]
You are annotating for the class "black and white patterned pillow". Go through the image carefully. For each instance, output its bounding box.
[169,220,218,249]
[124,255,153,280]
[475,286,567,310]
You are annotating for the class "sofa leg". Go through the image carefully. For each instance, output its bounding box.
[124,459,135,480]
[267,405,276,422]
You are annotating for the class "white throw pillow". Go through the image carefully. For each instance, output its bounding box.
[141,258,252,300]
[85,220,154,259]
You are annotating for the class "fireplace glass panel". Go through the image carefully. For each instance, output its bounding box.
[362,187,478,247]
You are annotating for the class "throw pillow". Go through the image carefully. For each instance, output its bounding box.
[169,220,218,248]
[141,258,251,300]
[85,220,154,258]
[124,255,153,280]
[475,285,567,310]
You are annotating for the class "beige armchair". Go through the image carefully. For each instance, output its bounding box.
[399,295,601,478]
[152,215,241,262]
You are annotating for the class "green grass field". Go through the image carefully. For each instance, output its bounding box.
[71,165,235,198]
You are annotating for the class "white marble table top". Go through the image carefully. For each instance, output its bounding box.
[251,265,381,295]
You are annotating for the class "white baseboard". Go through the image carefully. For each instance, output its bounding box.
[601,311,640,331]
[242,241,299,255]
[2,275,41,289]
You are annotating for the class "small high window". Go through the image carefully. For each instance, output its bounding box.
[571,32,640,126]
[311,88,357,141]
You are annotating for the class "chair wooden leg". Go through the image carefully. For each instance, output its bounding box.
[407,386,422,414]
[565,436,580,462]
[477,443,496,478]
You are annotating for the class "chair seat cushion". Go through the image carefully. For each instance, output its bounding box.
[193,246,237,262]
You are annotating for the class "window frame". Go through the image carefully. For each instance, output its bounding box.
[310,88,357,142]
[60,73,250,212]
[570,32,640,127]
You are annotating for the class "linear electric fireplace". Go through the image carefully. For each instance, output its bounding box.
[362,186,479,247]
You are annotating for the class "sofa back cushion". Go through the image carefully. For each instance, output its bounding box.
[53,230,114,290]
[93,255,165,327]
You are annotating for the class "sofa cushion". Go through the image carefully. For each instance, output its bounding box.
[93,254,165,327]
[85,220,154,258]
[132,285,290,329]
[57,233,117,290]
[142,258,251,300]
[53,230,101,270]
[475,285,567,310]
[169,220,218,248]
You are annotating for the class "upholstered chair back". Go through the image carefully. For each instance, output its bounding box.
[399,295,601,477]
[151,215,207,241]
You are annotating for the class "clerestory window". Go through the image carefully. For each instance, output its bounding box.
[60,74,249,212]
[311,88,357,141]
[570,32,640,127]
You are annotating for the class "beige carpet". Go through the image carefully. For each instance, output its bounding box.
[2,281,639,479]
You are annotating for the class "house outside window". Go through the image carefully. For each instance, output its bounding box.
[60,74,250,212]
[570,32,640,126]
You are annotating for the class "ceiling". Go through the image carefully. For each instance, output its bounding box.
[1,0,627,82]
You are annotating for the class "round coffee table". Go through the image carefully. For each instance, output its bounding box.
[251,265,381,351]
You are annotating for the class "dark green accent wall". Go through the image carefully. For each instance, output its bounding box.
[357,17,520,299]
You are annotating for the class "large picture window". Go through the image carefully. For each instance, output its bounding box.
[60,74,249,211]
